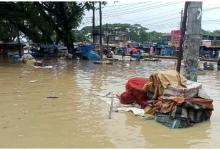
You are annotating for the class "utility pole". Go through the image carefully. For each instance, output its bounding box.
[15,8,22,56]
[92,2,95,44]
[180,8,183,28]
[183,1,202,82]
[99,2,103,58]
[106,23,109,53]
[176,2,189,73]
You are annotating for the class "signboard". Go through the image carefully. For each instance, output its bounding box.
[211,40,220,46]
[170,42,179,47]
[157,41,169,45]
[200,40,211,46]
[143,43,153,48]
[119,42,122,47]
[162,33,171,36]
[171,30,181,43]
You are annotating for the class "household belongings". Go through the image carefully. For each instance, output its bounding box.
[203,62,214,70]
[22,54,36,65]
[102,70,214,129]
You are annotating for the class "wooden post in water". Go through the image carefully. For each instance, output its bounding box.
[109,93,113,119]
[176,2,189,73]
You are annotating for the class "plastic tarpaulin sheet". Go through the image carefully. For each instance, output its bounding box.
[117,107,145,116]
[143,43,153,48]
[89,51,101,60]
[119,47,128,50]
[143,70,187,98]
[161,48,176,55]
[99,92,145,117]
[157,41,169,45]
[129,47,138,52]
[131,43,139,47]
[157,41,170,48]
[77,44,98,60]
[131,54,140,58]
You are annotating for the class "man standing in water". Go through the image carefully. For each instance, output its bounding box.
[122,48,126,61]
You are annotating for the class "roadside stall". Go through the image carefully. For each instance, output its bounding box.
[156,41,169,55]
[143,43,153,53]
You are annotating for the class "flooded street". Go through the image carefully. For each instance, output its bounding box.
[0,55,220,148]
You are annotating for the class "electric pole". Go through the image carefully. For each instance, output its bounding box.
[99,2,103,58]
[183,1,202,82]
[180,8,183,28]
[176,2,189,73]
[92,2,95,44]
[15,8,22,56]
[106,23,109,53]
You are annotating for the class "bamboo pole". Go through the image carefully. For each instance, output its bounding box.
[109,93,113,119]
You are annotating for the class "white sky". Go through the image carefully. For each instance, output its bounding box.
[79,0,220,33]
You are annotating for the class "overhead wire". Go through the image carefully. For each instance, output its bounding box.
[83,1,183,21]
[102,1,163,14]
[112,8,181,23]
[82,1,156,19]
[102,1,183,18]
[103,1,150,8]
[81,2,220,32]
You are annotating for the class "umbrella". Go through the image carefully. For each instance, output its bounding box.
[129,47,138,52]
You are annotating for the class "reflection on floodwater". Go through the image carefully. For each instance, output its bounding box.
[0,55,220,148]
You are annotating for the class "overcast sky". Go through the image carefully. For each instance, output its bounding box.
[79,0,220,33]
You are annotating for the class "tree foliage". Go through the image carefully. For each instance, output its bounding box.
[0,2,106,53]
[0,20,17,42]
[201,29,220,35]
[80,23,162,43]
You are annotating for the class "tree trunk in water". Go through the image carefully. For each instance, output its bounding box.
[67,43,74,54]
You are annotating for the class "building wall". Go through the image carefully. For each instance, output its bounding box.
[103,30,129,44]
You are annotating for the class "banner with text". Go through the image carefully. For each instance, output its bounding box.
[171,30,181,43]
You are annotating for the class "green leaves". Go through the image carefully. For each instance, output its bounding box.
[0,1,105,49]
[78,23,162,43]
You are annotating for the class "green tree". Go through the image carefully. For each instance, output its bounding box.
[0,20,17,42]
[0,2,107,53]
[79,23,163,43]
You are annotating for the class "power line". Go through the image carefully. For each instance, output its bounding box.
[203,5,220,12]
[82,1,155,19]
[103,1,149,8]
[112,8,181,23]
[102,1,162,14]
[83,1,183,21]
[102,1,183,18]
[83,3,220,22]
[83,1,167,20]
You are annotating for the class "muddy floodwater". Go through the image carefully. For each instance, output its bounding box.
[0,55,220,148]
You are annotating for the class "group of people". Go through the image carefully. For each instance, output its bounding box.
[107,48,127,61]
[201,50,219,59]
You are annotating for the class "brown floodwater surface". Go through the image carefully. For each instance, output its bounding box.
[0,55,220,148]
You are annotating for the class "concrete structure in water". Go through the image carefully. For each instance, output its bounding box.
[183,1,202,82]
